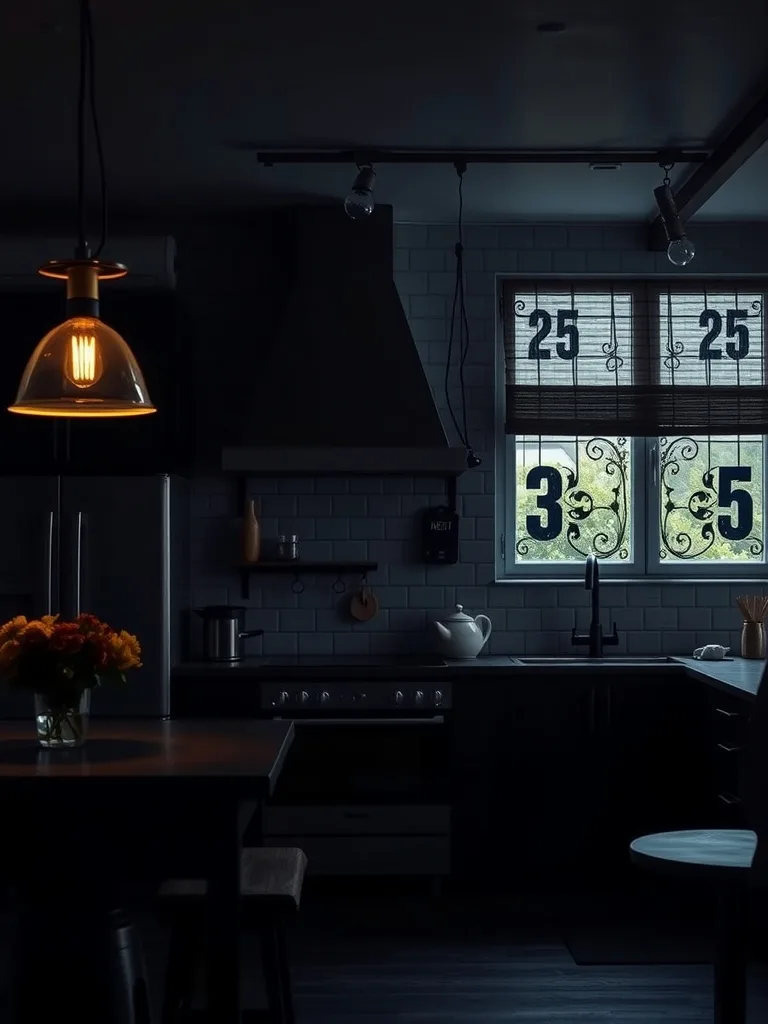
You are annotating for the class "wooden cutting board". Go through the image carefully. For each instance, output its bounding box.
[349,588,379,622]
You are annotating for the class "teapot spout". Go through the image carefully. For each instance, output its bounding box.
[434,621,452,641]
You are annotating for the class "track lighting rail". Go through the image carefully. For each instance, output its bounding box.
[255,148,709,166]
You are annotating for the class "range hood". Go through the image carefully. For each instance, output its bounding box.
[221,205,467,476]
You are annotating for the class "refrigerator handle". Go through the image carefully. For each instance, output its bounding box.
[45,511,55,616]
[60,511,86,619]
[73,511,85,617]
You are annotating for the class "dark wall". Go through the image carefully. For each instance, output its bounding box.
[5,210,768,659]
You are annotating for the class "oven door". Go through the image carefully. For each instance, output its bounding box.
[269,714,448,805]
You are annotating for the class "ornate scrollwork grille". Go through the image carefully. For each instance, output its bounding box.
[515,436,630,561]
[658,436,764,560]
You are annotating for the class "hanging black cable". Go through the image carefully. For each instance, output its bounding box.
[75,0,88,258]
[84,1,108,257]
[74,0,108,259]
[444,161,482,469]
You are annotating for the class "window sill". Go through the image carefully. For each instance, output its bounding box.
[493,577,768,586]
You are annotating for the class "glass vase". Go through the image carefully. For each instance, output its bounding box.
[34,689,91,748]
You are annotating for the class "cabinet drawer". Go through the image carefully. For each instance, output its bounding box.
[716,790,747,827]
[713,740,745,797]
[710,697,750,749]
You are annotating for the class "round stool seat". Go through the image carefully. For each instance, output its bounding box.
[630,829,757,880]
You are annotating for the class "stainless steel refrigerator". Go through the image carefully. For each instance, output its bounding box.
[0,474,187,718]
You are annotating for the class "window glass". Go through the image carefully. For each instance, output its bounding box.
[514,435,633,564]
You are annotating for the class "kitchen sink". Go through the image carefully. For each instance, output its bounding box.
[516,656,674,666]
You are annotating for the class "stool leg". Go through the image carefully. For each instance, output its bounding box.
[274,924,296,1024]
[714,882,747,1024]
[162,918,200,1024]
[261,922,295,1024]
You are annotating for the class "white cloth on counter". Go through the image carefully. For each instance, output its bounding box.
[692,644,730,660]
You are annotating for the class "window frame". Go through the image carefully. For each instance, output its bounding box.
[502,435,647,580]
[644,433,767,579]
[496,276,768,582]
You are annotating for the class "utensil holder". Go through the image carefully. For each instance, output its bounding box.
[741,620,765,659]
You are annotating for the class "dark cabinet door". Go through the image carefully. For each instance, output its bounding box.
[64,292,187,473]
[499,680,594,882]
[591,676,712,880]
[451,676,594,889]
[0,292,61,473]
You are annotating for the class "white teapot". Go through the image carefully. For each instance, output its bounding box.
[432,604,493,659]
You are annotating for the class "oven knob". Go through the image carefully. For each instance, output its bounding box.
[433,689,444,707]
[320,690,330,703]
[277,690,290,706]
[414,690,425,704]
[297,690,310,704]
[393,690,404,705]
[354,692,367,703]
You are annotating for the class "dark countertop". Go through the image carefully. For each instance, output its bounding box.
[0,719,294,794]
[672,656,763,699]
[173,654,765,701]
[174,654,522,680]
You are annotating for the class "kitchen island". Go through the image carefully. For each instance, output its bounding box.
[0,719,294,1024]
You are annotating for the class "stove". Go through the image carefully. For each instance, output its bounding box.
[253,654,451,712]
[259,656,453,881]
[261,680,449,712]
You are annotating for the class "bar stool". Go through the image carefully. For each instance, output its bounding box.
[158,846,307,1024]
[630,829,755,1023]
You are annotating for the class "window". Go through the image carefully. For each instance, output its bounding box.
[499,280,767,577]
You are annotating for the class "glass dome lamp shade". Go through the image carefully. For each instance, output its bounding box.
[9,316,155,418]
[8,261,156,418]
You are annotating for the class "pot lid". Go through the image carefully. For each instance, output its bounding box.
[440,603,475,622]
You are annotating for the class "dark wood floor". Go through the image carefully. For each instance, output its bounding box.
[147,885,768,1023]
[284,892,768,1023]
[5,884,768,1021]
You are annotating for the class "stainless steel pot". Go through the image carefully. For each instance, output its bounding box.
[195,605,263,662]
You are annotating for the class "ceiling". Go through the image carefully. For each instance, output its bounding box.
[1,0,768,222]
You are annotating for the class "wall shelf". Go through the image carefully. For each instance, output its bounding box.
[237,560,378,600]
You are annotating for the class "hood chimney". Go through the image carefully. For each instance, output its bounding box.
[221,205,466,476]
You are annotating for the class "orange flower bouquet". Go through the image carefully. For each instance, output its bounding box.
[0,613,142,748]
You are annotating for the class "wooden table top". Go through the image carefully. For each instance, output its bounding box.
[0,719,294,795]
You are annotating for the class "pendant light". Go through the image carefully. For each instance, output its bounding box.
[9,0,155,419]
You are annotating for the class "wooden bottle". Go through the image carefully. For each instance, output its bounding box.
[242,499,261,564]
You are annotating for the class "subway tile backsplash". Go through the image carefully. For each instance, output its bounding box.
[189,469,758,657]
[188,221,768,659]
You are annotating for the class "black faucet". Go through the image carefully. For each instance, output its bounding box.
[571,554,619,657]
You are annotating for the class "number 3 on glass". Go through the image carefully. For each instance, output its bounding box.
[525,466,563,541]
[718,466,753,541]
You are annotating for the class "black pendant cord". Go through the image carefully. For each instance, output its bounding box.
[75,0,88,258]
[75,0,108,260]
[444,162,480,468]
[85,2,108,258]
